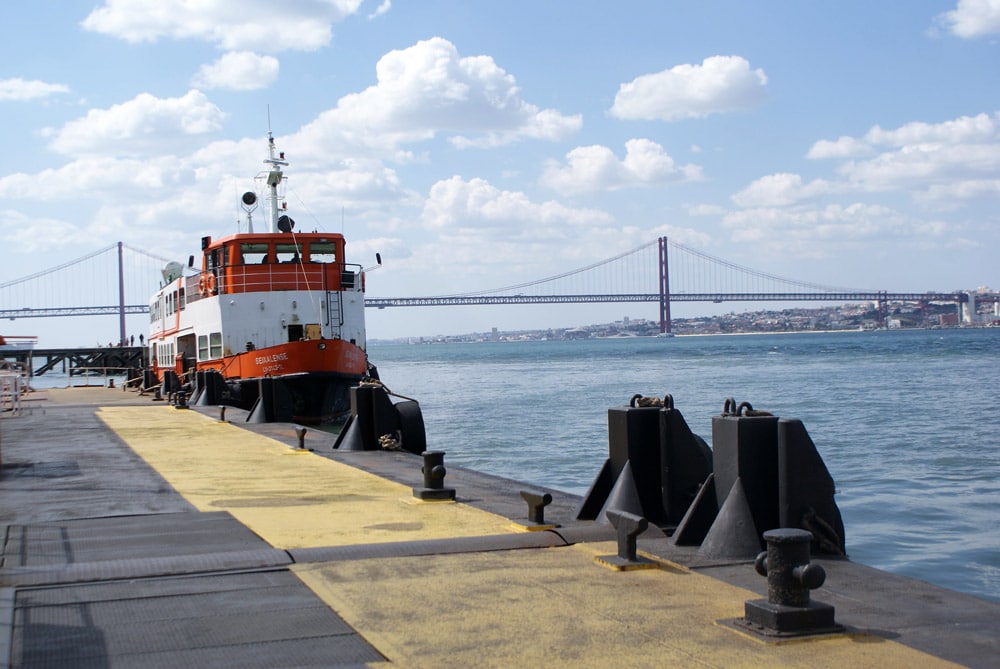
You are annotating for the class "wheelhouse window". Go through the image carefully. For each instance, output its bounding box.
[276,243,302,264]
[310,241,337,264]
[241,243,269,265]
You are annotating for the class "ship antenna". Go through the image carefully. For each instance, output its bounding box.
[264,131,288,233]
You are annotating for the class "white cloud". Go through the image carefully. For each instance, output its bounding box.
[81,0,364,51]
[0,210,91,252]
[746,112,1000,209]
[47,90,227,157]
[610,56,767,122]
[838,114,1000,192]
[937,0,1000,38]
[0,155,196,205]
[192,52,280,91]
[807,136,873,159]
[368,0,392,19]
[722,203,917,256]
[0,78,70,102]
[421,176,612,232]
[919,178,1000,202]
[731,173,841,208]
[294,38,581,156]
[864,112,998,147]
[541,139,701,195]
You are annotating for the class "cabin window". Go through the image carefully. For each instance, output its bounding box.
[241,243,269,265]
[209,332,223,359]
[157,341,175,367]
[276,243,302,264]
[179,286,186,310]
[197,335,209,361]
[310,241,337,264]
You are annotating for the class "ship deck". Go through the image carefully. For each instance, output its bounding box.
[1,386,997,668]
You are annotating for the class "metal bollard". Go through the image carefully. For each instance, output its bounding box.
[219,405,227,422]
[741,528,841,635]
[295,427,307,450]
[413,450,455,501]
[595,510,657,570]
[755,528,826,606]
[520,490,553,525]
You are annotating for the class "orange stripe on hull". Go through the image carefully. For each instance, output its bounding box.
[197,339,367,380]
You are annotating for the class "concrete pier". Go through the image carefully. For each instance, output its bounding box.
[1,387,997,667]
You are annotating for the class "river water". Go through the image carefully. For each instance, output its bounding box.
[370,328,1000,603]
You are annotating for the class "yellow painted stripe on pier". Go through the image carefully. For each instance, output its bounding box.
[293,542,963,669]
[96,406,515,549]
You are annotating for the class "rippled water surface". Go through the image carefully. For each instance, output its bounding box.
[371,328,1000,602]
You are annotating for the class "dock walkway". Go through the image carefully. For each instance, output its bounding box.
[1,387,997,667]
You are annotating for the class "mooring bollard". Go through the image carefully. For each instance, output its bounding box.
[295,427,307,450]
[219,405,226,422]
[520,490,553,525]
[741,528,842,635]
[413,450,455,501]
[594,510,657,570]
[755,528,826,606]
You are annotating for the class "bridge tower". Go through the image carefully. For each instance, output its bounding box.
[117,241,127,346]
[658,237,671,334]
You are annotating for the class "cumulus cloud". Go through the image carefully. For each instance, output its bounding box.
[724,112,1000,255]
[749,112,1000,208]
[0,155,191,202]
[0,210,91,252]
[610,56,767,122]
[541,139,702,195]
[0,78,70,102]
[807,136,873,160]
[47,90,226,157]
[732,173,841,208]
[936,0,1000,38]
[81,0,364,51]
[840,112,1000,192]
[421,176,612,232]
[192,52,279,90]
[294,37,581,155]
[368,0,391,19]
[864,113,998,147]
[723,203,913,251]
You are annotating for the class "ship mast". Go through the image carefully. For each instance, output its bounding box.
[264,132,288,233]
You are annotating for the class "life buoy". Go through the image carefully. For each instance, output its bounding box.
[198,273,217,296]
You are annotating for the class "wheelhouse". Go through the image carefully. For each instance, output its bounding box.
[197,232,355,296]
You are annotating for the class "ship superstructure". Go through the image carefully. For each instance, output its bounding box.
[148,135,372,422]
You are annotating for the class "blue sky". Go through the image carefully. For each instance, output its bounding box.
[2,1,999,345]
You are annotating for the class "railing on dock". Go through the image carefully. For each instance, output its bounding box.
[1,371,26,415]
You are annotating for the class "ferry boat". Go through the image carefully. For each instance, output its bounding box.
[148,135,376,423]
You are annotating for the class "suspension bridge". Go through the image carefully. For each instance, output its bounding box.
[0,238,986,338]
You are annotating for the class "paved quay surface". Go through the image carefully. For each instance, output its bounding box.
[1,385,997,667]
